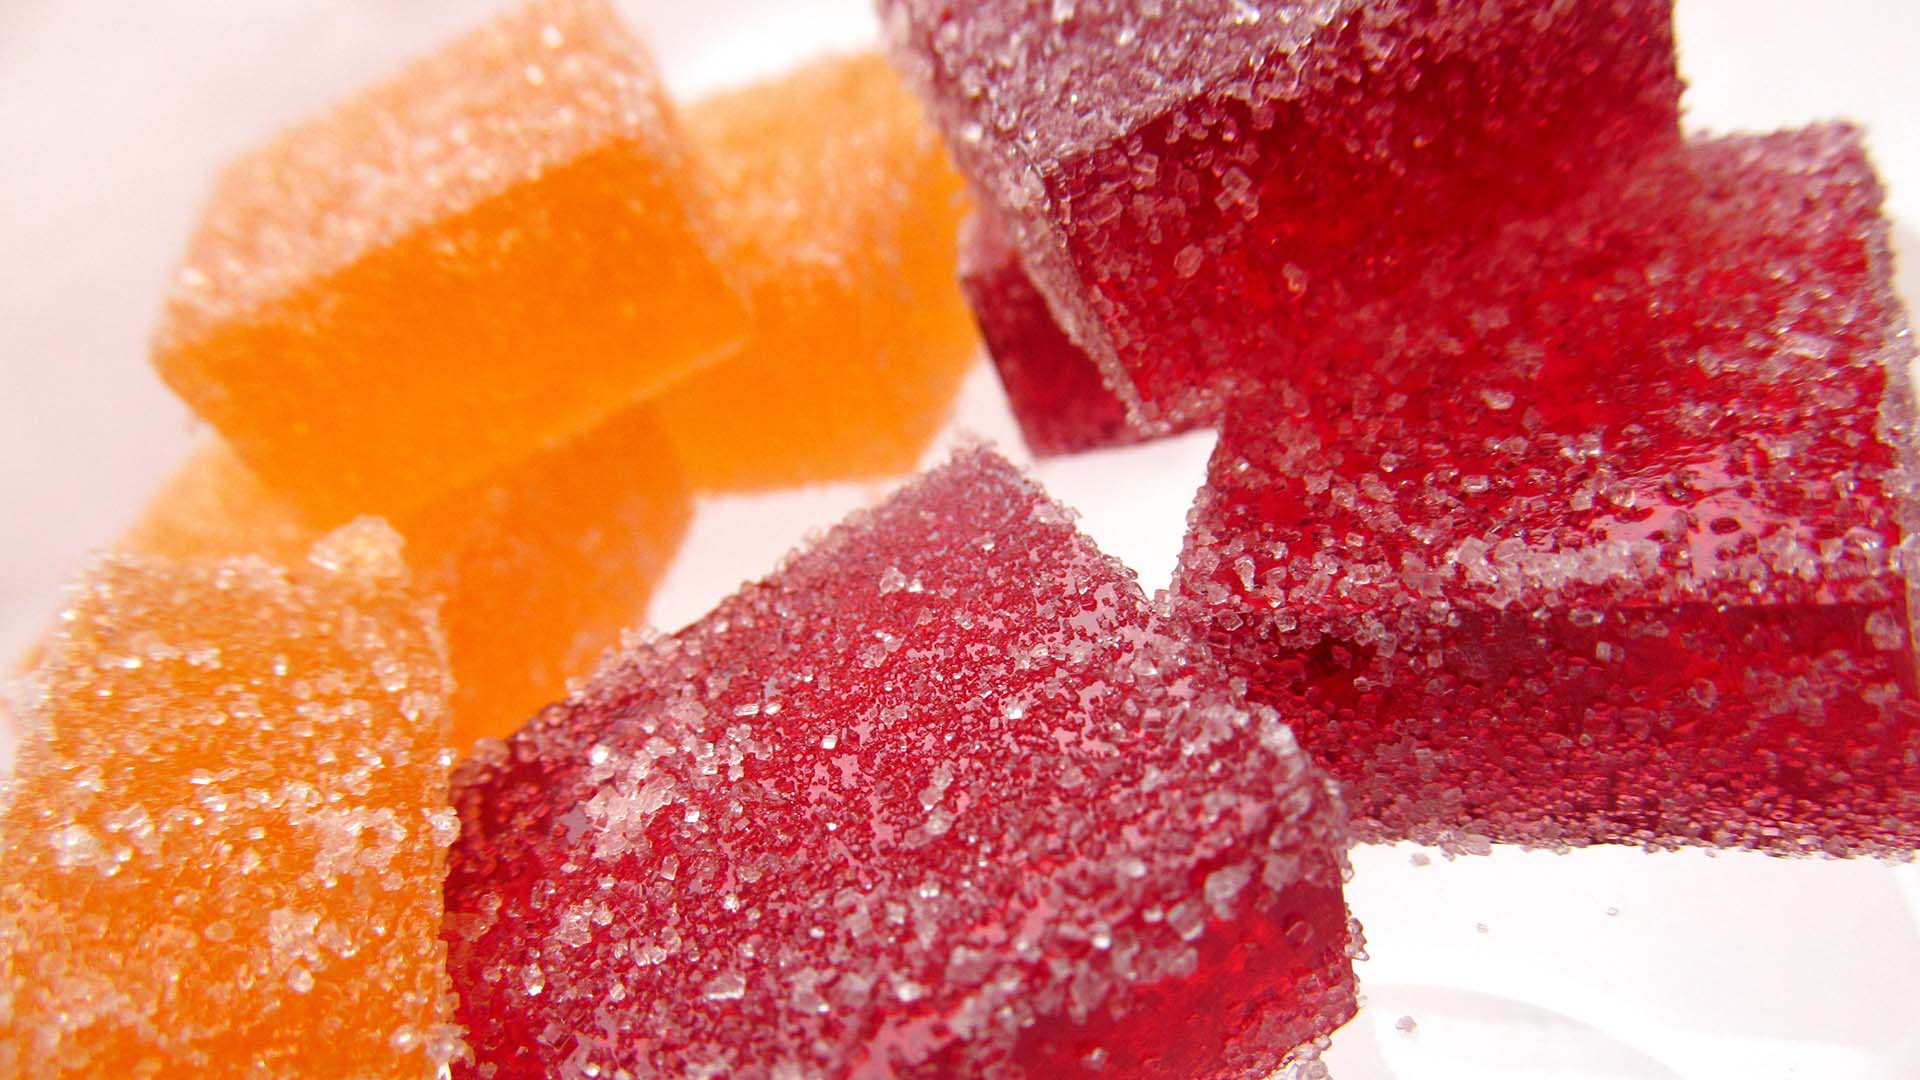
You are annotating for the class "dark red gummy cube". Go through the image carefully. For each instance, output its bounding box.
[445,448,1357,1078]
[883,0,1682,426]
[1176,126,1920,855]
[959,211,1163,457]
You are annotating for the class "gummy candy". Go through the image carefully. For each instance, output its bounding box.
[152,0,745,520]
[444,448,1356,1078]
[959,210,1162,457]
[122,443,319,567]
[1175,127,1920,855]
[652,52,978,490]
[0,522,461,1078]
[882,0,1682,425]
[123,408,690,749]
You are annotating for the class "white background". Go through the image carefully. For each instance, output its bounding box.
[3,2,1918,1076]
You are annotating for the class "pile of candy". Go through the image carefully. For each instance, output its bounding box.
[3,0,1915,1077]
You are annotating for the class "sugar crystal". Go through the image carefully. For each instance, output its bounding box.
[1,522,461,1077]
[652,52,978,490]
[884,0,1682,425]
[153,0,745,519]
[1176,127,1920,854]
[123,407,689,748]
[446,449,1356,1077]
[959,209,1176,457]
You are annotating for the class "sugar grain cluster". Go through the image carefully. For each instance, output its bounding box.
[443,450,1358,1078]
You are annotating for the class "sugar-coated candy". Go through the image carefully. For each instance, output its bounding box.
[960,210,1164,457]
[122,443,321,567]
[882,0,1682,425]
[0,522,462,1078]
[652,52,978,490]
[445,448,1357,1078]
[152,0,745,520]
[123,408,690,749]
[1176,127,1920,854]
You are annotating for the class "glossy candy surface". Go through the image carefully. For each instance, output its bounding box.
[445,449,1357,1078]
[153,0,745,520]
[0,523,461,1078]
[653,52,978,490]
[1176,127,1920,854]
[883,0,1682,425]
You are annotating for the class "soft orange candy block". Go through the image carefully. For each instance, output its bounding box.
[652,52,978,490]
[123,409,690,747]
[153,0,745,520]
[0,522,460,1078]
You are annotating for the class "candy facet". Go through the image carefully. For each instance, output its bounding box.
[0,522,461,1078]
[123,408,690,749]
[652,52,978,490]
[882,0,1683,425]
[960,210,1164,457]
[1176,127,1920,854]
[445,448,1357,1078]
[153,0,745,520]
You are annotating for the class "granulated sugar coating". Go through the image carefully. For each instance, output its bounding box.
[652,52,978,491]
[881,0,1682,426]
[0,522,462,1078]
[153,0,745,520]
[445,448,1357,1078]
[1176,126,1920,855]
[959,211,1162,457]
[123,408,691,750]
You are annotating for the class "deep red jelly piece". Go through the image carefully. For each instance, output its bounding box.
[444,448,1357,1078]
[959,212,1163,457]
[1176,126,1920,855]
[882,0,1683,427]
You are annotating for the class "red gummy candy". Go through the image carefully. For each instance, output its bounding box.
[960,211,1165,457]
[444,448,1357,1078]
[1176,126,1920,855]
[883,0,1682,426]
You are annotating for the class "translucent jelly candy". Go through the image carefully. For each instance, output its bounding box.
[651,52,977,490]
[1176,126,1920,855]
[122,443,318,566]
[959,210,1160,457]
[445,448,1357,1078]
[882,0,1682,426]
[123,408,690,749]
[152,0,744,520]
[0,522,461,1078]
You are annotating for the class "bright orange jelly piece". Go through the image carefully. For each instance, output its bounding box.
[652,52,978,490]
[0,523,460,1078]
[152,0,745,521]
[124,409,690,748]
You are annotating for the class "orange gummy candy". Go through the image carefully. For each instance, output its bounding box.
[124,409,690,748]
[152,0,745,521]
[0,522,460,1079]
[652,52,978,490]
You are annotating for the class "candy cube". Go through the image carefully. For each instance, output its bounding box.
[0,523,461,1078]
[152,0,745,520]
[121,441,319,566]
[651,52,978,490]
[882,0,1682,425]
[1176,127,1920,854]
[123,408,690,749]
[444,448,1356,1077]
[960,210,1163,456]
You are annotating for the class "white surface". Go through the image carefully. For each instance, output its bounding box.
[3,3,1918,1077]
